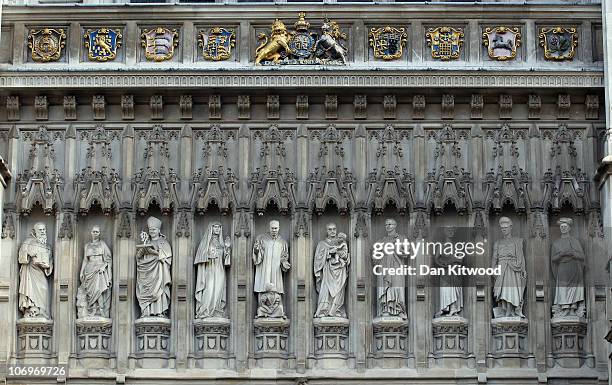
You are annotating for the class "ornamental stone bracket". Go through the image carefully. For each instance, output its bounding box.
[192,317,231,366]
[253,317,290,367]
[372,316,409,363]
[75,317,112,359]
[549,316,591,369]
[430,316,473,369]
[16,317,54,359]
[133,317,172,365]
[489,317,532,368]
[313,317,350,369]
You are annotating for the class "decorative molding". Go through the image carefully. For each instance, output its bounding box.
[238,95,250,119]
[92,95,105,120]
[585,94,599,120]
[499,94,512,119]
[528,94,541,119]
[354,94,367,119]
[325,94,338,119]
[150,95,163,120]
[34,95,48,121]
[121,94,134,120]
[209,94,221,120]
[413,94,425,119]
[63,95,76,120]
[267,95,280,120]
[6,96,20,121]
[296,95,308,120]
[441,94,454,120]
[179,94,192,120]
[470,94,483,119]
[383,95,396,119]
[558,93,571,119]
[0,72,602,89]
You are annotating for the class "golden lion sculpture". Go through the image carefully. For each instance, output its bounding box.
[255,19,293,65]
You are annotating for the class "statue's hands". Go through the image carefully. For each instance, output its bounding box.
[224,236,231,249]
[254,240,261,253]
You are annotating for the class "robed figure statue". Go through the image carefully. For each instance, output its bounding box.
[253,220,290,318]
[492,217,527,318]
[435,226,463,317]
[551,218,586,318]
[76,225,112,318]
[18,222,53,318]
[314,223,350,318]
[136,216,172,318]
[194,222,231,318]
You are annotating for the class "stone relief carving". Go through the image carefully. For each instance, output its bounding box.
[76,225,112,319]
[199,27,235,61]
[369,26,407,60]
[483,26,521,61]
[28,28,66,62]
[18,223,53,319]
[426,27,464,61]
[492,217,526,319]
[141,27,179,62]
[194,222,231,318]
[314,223,349,318]
[435,226,463,317]
[136,216,172,318]
[84,28,122,62]
[253,220,290,318]
[373,218,407,319]
[539,27,578,61]
[551,218,585,319]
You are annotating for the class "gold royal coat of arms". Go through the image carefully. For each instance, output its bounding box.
[426,27,464,61]
[141,27,179,62]
[482,27,521,61]
[28,28,66,62]
[369,26,407,60]
[198,27,236,61]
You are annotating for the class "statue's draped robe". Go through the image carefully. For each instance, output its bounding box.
[18,237,53,318]
[253,233,288,294]
[551,236,585,308]
[492,237,526,310]
[79,240,112,317]
[136,237,172,317]
[314,239,349,317]
[195,228,229,318]
[374,232,407,318]
[437,253,463,315]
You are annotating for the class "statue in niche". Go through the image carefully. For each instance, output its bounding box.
[253,220,290,318]
[435,226,463,317]
[551,218,585,319]
[492,217,526,318]
[18,222,53,319]
[136,216,172,318]
[314,223,350,318]
[194,222,231,318]
[76,225,112,318]
[373,218,407,319]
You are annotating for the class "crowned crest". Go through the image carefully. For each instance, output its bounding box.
[288,12,317,59]
[426,27,464,61]
[28,28,66,62]
[369,26,407,60]
[539,27,577,61]
[483,27,521,61]
[199,27,235,61]
[141,27,179,62]
[84,28,122,62]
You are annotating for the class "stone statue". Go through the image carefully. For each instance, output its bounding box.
[314,223,349,318]
[18,222,53,318]
[194,222,231,318]
[253,220,290,318]
[373,218,407,319]
[551,218,585,318]
[136,216,172,318]
[492,217,526,318]
[435,226,463,317]
[76,225,112,318]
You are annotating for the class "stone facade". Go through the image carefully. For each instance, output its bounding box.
[0,3,611,385]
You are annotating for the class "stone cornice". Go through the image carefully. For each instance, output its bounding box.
[0,71,603,89]
[0,4,602,21]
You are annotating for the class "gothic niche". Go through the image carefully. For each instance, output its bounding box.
[425,124,473,215]
[16,126,64,215]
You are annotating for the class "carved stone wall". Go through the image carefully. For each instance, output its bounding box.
[0,87,608,384]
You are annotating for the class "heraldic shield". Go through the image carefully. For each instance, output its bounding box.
[483,27,521,61]
[369,26,407,60]
[426,27,464,61]
[288,12,317,59]
[200,27,235,61]
[28,28,66,62]
[539,27,578,61]
[85,28,122,62]
[141,27,179,62]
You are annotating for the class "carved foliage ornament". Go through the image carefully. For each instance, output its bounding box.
[198,27,235,61]
[84,28,122,62]
[369,26,407,60]
[28,28,66,62]
[426,27,464,61]
[483,26,521,61]
[539,27,577,61]
[141,27,179,62]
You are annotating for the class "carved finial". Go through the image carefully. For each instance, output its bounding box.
[65,124,76,139]
[122,124,134,139]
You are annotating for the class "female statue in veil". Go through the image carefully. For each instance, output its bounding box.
[194,222,231,318]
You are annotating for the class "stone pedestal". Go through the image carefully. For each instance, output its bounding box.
[134,317,171,365]
[16,317,54,358]
[253,317,289,367]
[430,316,470,368]
[192,317,231,368]
[489,317,530,368]
[313,317,349,368]
[372,317,408,357]
[75,317,112,358]
[550,316,588,368]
